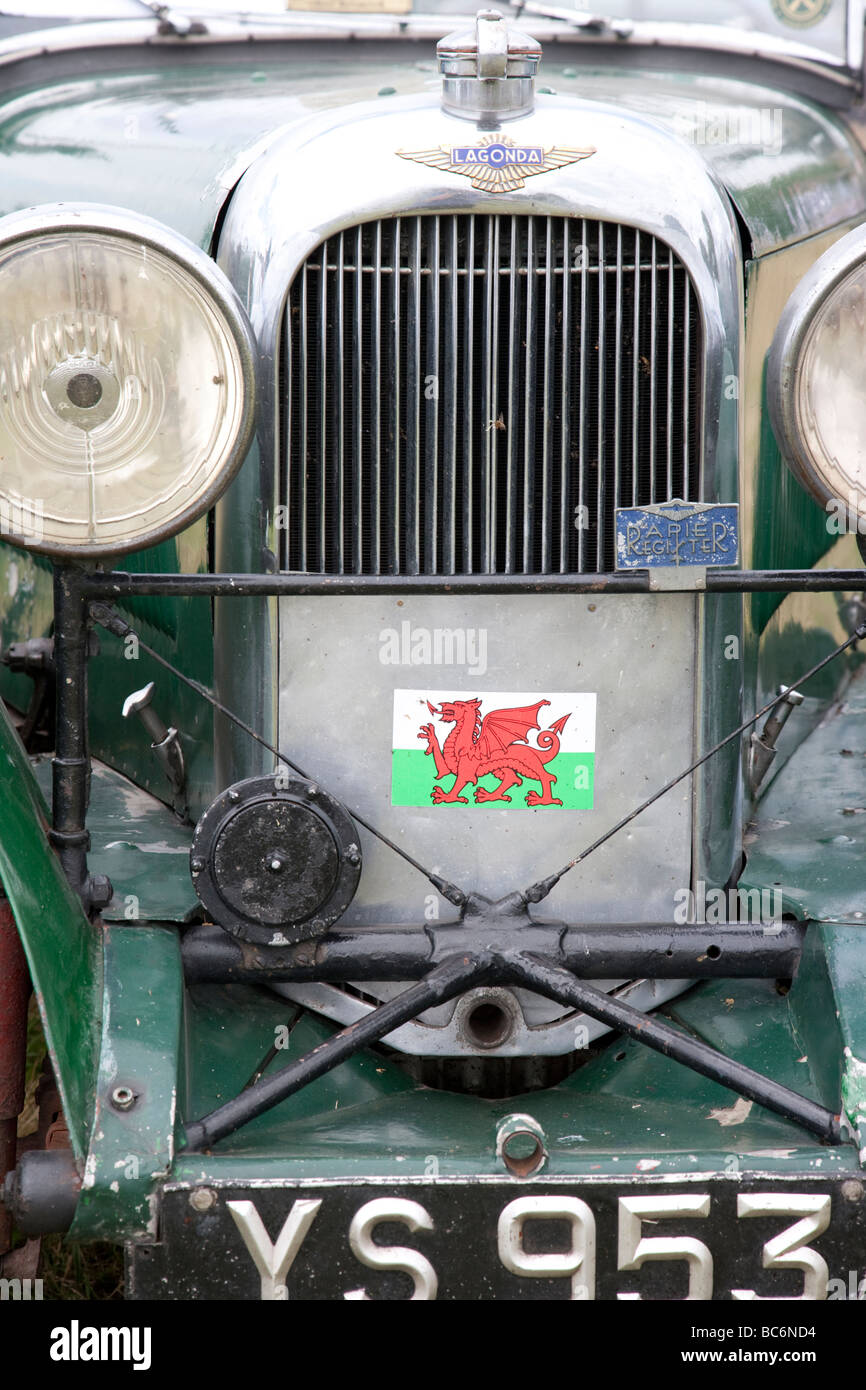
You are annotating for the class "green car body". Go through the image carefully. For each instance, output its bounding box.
[3,1,866,1300]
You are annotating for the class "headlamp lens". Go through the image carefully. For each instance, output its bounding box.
[0,221,252,555]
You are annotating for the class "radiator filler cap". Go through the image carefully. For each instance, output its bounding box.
[437,9,541,122]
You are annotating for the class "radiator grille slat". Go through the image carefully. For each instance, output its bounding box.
[282,214,702,575]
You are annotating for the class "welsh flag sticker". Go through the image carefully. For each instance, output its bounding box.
[392,690,596,809]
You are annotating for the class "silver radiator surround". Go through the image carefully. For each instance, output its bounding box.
[215,91,742,1056]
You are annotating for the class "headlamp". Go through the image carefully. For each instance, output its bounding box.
[769,224,866,525]
[0,204,255,557]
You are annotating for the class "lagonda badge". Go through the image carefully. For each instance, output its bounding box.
[398,133,596,193]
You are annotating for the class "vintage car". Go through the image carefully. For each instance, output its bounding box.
[3,0,866,1303]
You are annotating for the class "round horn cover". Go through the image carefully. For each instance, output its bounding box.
[190,775,361,947]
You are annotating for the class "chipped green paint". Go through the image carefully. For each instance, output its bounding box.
[70,925,183,1241]
[744,663,866,924]
[31,756,196,924]
[841,1049,866,1163]
[0,700,100,1161]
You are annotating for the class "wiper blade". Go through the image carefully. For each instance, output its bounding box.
[509,1,633,38]
[130,0,206,37]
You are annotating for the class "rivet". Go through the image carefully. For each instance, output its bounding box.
[189,1187,217,1212]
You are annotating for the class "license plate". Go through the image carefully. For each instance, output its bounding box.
[126,1176,866,1300]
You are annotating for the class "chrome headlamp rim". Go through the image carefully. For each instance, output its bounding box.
[0,201,257,559]
[768,222,866,515]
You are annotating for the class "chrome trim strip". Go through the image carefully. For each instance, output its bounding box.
[426,215,440,574]
[0,16,854,92]
[390,217,402,575]
[576,218,588,572]
[372,222,383,575]
[558,215,570,573]
[335,229,345,574]
[506,214,518,575]
[596,221,606,559]
[649,236,657,503]
[352,224,364,575]
[406,216,421,575]
[464,214,475,572]
[683,274,691,497]
[480,215,495,573]
[849,0,866,74]
[541,216,554,573]
[317,242,328,569]
[443,217,458,575]
[666,244,674,500]
[522,215,537,574]
[631,227,640,508]
[298,261,308,572]
[612,223,622,520]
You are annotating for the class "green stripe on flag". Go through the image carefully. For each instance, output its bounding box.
[391,750,594,808]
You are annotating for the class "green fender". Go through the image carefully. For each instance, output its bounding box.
[0,701,101,1161]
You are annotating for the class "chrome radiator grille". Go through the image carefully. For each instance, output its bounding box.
[280,214,702,575]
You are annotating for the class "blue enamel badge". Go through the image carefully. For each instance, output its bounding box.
[615,499,739,570]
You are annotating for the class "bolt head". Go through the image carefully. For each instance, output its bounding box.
[88,874,113,910]
[110,1085,136,1112]
[189,1187,217,1213]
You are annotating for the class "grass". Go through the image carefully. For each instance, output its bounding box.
[9,997,125,1301]
[38,1234,125,1301]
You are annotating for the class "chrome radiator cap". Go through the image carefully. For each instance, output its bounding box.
[437,9,541,123]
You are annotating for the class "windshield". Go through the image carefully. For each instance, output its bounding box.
[0,0,854,65]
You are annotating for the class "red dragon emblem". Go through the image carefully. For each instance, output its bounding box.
[417,697,570,806]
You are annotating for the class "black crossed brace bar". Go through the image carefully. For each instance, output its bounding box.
[48,563,862,1151]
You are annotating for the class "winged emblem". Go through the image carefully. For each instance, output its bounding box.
[398,133,596,193]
